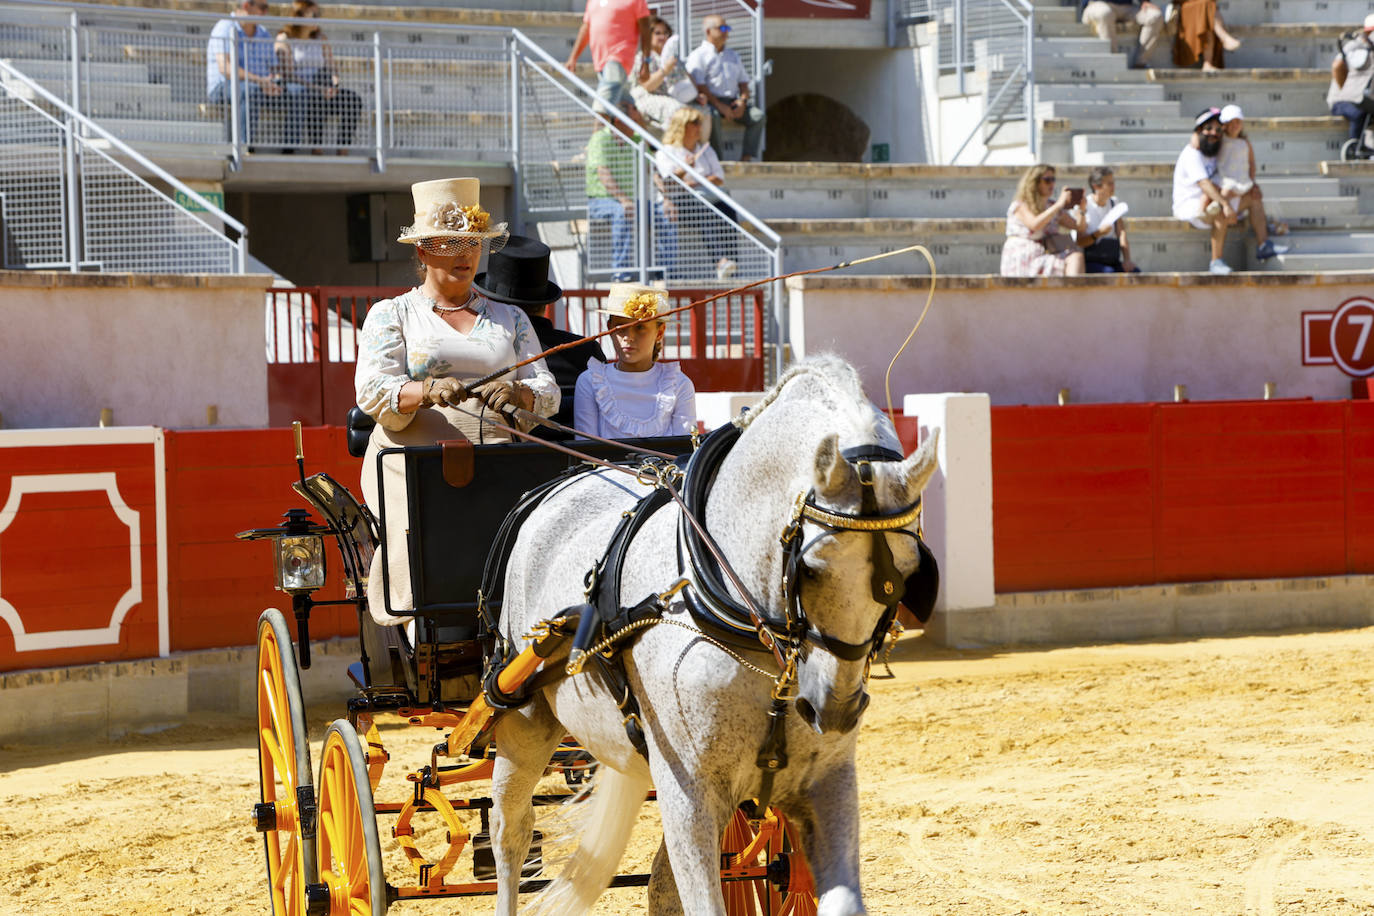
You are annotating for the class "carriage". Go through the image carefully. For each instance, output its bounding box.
[240,417,825,915]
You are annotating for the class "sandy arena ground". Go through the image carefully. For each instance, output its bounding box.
[3,625,1373,915]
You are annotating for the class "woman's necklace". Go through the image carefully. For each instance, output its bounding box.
[429,290,477,314]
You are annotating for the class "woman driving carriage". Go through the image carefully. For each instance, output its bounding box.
[354,177,559,623]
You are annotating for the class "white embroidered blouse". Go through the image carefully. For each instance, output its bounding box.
[573,360,697,439]
[354,288,559,431]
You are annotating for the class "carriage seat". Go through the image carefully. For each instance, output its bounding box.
[346,406,375,458]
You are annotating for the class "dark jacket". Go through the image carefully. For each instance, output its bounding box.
[529,314,605,439]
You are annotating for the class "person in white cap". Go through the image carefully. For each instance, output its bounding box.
[1214,105,1289,236]
[1329,15,1374,147]
[1172,108,1287,274]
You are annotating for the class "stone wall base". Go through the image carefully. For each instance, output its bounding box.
[1,638,357,746]
[926,575,1374,648]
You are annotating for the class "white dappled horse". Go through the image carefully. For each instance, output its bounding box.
[491,355,939,916]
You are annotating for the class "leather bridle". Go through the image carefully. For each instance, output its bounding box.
[680,424,922,672]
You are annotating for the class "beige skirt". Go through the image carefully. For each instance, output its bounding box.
[361,405,512,625]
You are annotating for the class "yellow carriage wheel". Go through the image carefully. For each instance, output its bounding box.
[720,806,819,916]
[255,608,321,916]
[316,719,388,916]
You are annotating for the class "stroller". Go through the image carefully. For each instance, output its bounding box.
[1336,28,1374,160]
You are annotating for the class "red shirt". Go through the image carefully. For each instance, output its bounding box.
[582,0,649,74]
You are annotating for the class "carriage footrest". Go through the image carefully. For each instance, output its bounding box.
[470,830,543,881]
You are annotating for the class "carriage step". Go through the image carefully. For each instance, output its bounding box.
[470,830,543,880]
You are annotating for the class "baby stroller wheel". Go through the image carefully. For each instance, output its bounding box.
[1342,137,1361,161]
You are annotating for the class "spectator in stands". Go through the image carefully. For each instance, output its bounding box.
[355,177,557,621]
[275,0,362,154]
[575,284,697,439]
[1328,16,1374,146]
[207,0,305,150]
[1172,108,1285,274]
[565,0,651,112]
[1075,166,1138,273]
[585,98,641,281]
[655,107,738,281]
[685,15,765,162]
[1079,0,1163,68]
[632,17,708,139]
[473,235,605,439]
[1000,164,1085,277]
[1173,0,1240,71]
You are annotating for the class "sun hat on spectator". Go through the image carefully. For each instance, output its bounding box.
[1219,104,1243,123]
[397,177,508,249]
[1364,12,1374,30]
[1193,108,1221,130]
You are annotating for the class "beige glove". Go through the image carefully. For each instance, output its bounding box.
[471,380,533,414]
[420,377,467,408]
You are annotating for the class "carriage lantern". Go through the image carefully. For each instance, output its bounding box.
[271,508,328,595]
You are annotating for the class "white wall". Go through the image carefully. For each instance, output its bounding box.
[788,273,1374,405]
[0,272,271,430]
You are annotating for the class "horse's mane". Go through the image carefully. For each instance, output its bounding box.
[737,355,881,441]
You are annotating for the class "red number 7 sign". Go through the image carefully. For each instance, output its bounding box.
[1303,296,1374,378]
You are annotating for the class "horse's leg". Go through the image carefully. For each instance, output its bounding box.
[792,761,868,916]
[490,700,564,916]
[647,839,685,916]
[651,777,732,916]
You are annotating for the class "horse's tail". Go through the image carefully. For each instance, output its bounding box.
[524,764,651,916]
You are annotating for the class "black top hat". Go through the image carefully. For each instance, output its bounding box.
[473,235,562,308]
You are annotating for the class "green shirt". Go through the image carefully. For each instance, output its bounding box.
[585,127,636,200]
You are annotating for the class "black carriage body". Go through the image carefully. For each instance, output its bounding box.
[382,437,693,625]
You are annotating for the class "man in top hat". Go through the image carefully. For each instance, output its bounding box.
[474,235,605,439]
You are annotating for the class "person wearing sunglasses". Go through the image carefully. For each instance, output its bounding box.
[1000,163,1086,277]
[206,0,305,150]
[354,178,558,623]
[684,15,765,161]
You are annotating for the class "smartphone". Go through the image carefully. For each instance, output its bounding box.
[1067,187,1085,207]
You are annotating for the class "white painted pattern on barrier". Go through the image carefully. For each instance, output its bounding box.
[0,427,168,656]
[0,473,141,651]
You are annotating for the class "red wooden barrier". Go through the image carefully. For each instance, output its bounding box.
[991,400,1374,592]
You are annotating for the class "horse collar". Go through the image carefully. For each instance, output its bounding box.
[680,425,918,668]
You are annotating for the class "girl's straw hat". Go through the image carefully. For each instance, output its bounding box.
[596,283,668,324]
[397,177,509,245]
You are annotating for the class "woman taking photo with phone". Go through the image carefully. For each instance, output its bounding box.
[1000,163,1085,277]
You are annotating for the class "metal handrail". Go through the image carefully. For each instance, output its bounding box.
[507,30,782,251]
[945,0,1035,163]
[0,56,248,271]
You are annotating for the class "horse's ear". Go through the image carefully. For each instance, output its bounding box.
[813,433,855,498]
[900,428,941,498]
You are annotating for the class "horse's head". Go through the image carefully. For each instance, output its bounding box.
[787,427,939,735]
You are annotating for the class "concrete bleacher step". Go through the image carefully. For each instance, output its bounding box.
[1146,69,1330,118]
[721,163,1372,220]
[74,0,583,28]
[99,116,223,144]
[3,58,150,84]
[1215,0,1374,26]
[765,214,1374,275]
[1067,118,1349,167]
[1262,252,1374,270]
[1136,25,1346,70]
[1035,100,1182,123]
[1034,53,1141,82]
[1035,83,1168,103]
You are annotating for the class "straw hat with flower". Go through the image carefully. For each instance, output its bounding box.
[596,283,668,326]
[397,177,510,248]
